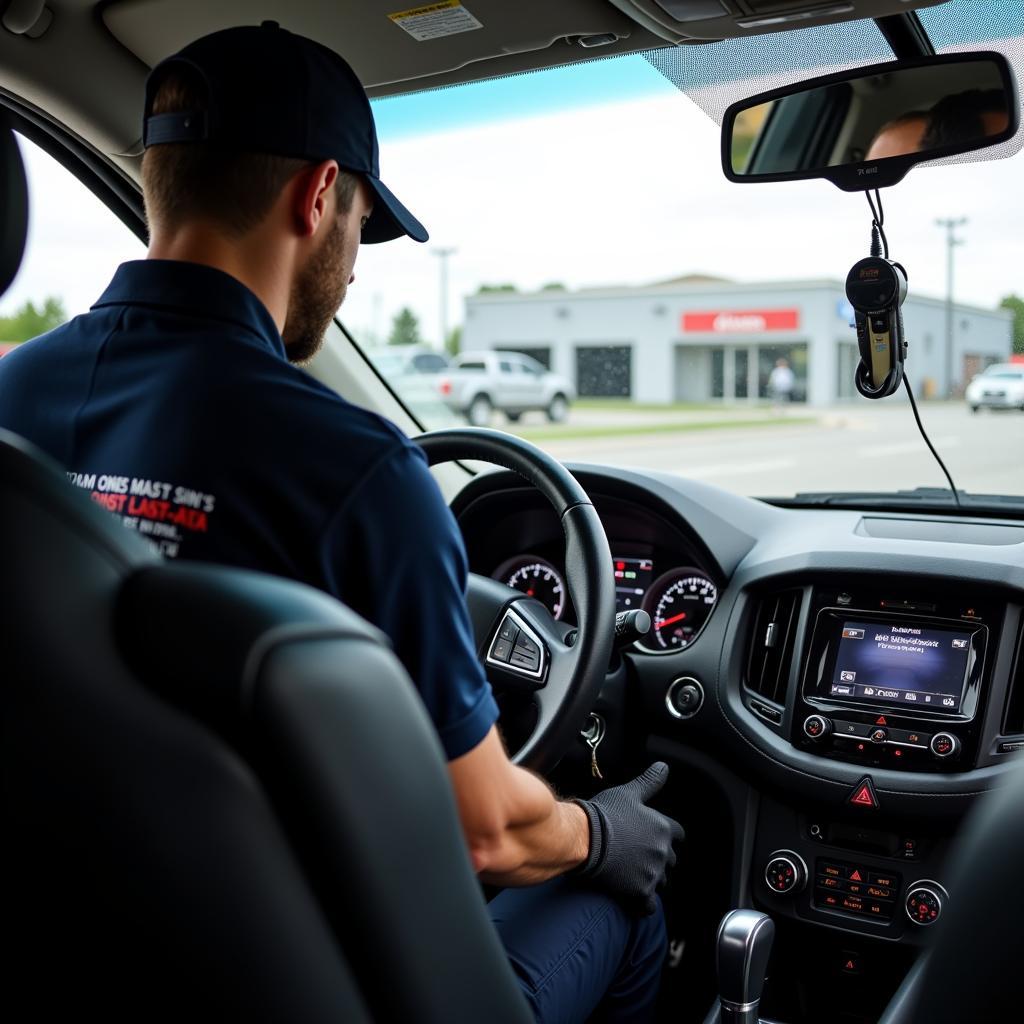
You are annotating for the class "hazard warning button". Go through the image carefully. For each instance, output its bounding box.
[847,776,879,809]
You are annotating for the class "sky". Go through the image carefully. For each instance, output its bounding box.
[4,12,1024,351]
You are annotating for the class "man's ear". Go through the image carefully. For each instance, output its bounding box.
[291,159,339,238]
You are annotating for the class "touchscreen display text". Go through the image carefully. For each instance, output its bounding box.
[830,619,973,712]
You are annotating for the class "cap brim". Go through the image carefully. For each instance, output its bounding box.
[362,176,429,244]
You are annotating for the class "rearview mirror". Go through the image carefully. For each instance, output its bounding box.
[722,52,1019,191]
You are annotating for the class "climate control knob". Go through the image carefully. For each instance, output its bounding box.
[905,882,947,926]
[803,715,832,741]
[930,732,960,759]
[764,850,807,895]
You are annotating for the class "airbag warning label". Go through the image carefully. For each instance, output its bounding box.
[389,2,482,42]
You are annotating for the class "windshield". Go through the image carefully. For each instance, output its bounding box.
[346,2,1024,504]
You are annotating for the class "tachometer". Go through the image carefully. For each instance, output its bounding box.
[640,569,718,652]
[493,556,566,620]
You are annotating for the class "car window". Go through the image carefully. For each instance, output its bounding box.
[455,360,486,372]
[0,134,143,355]
[498,360,514,373]
[412,353,449,373]
[342,3,1024,502]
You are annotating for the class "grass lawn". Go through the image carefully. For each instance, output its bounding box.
[571,398,757,413]
[516,415,816,443]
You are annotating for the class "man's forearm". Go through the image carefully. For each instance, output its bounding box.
[476,784,590,886]
[448,727,590,885]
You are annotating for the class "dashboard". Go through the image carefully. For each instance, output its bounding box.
[451,463,1024,1019]
[479,497,719,654]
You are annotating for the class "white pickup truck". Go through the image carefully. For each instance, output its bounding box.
[439,350,575,426]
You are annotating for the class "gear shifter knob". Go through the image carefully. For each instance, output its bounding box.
[716,909,775,1024]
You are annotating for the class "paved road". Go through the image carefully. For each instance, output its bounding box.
[526,402,1024,500]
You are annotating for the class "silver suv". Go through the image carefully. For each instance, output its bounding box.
[440,350,575,427]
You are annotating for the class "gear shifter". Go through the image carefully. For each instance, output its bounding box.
[716,909,775,1024]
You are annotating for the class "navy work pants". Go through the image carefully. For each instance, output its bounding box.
[489,878,667,1023]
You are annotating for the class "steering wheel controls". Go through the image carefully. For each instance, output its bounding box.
[764,850,807,895]
[486,609,547,681]
[905,882,947,926]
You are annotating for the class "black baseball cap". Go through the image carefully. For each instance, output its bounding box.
[142,21,428,244]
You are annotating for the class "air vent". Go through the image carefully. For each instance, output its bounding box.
[745,589,801,706]
[1004,618,1024,736]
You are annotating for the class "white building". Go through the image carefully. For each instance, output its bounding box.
[462,275,1012,405]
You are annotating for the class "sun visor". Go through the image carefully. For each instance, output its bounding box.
[102,0,645,94]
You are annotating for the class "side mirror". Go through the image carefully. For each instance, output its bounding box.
[722,51,1019,191]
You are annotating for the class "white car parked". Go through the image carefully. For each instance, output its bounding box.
[439,350,575,427]
[965,363,1024,412]
[366,347,454,423]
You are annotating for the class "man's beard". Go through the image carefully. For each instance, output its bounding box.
[282,215,348,364]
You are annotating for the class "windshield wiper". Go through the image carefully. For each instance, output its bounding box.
[767,488,1024,516]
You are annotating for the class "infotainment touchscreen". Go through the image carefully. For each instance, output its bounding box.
[828,619,975,712]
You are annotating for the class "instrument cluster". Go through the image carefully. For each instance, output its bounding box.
[492,551,719,654]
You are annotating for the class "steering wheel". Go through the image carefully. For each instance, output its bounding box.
[417,428,616,774]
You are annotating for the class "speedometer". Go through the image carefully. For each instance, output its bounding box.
[493,555,566,620]
[640,568,718,652]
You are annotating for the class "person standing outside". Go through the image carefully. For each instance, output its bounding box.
[0,22,683,1023]
[768,356,796,411]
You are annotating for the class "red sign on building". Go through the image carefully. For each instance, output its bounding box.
[682,309,800,334]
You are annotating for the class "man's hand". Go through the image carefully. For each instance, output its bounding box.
[574,762,685,915]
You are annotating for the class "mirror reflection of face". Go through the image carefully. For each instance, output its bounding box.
[866,114,929,161]
[729,58,1011,179]
[983,110,1011,137]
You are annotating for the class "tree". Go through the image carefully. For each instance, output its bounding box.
[445,326,462,357]
[388,307,422,346]
[0,296,67,343]
[476,283,517,295]
[999,294,1024,354]
[540,282,566,292]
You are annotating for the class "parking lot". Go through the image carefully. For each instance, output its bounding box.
[507,401,1024,500]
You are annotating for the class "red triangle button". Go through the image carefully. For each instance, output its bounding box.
[875,716,887,726]
[850,870,863,882]
[848,776,879,809]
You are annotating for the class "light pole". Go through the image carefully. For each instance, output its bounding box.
[935,217,967,398]
[432,246,457,352]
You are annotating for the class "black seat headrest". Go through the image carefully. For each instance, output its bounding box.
[0,111,29,298]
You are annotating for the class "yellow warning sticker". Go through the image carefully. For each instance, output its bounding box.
[389,2,483,42]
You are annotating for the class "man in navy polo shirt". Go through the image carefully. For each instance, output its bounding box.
[0,23,683,1022]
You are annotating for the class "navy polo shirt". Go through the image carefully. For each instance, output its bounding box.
[0,259,498,759]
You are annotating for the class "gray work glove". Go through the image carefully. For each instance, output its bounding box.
[574,761,685,916]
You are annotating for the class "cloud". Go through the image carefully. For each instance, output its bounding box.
[0,136,144,318]
[348,90,1024,347]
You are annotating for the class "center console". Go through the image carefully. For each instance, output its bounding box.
[737,579,1012,1020]
[792,586,999,773]
[750,795,947,1022]
[745,582,1004,940]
